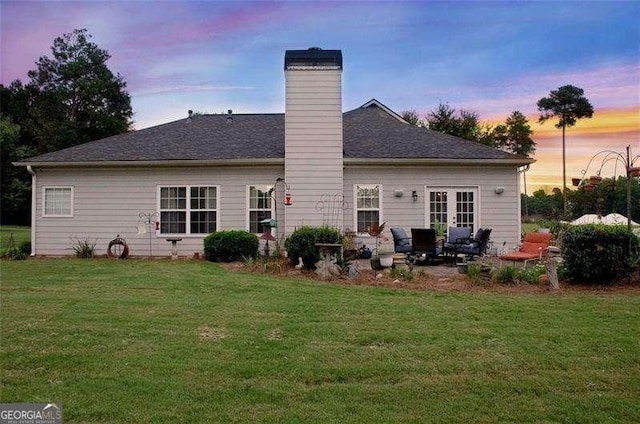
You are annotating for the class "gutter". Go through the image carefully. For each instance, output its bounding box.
[14,158,285,168]
[26,166,36,256]
[344,157,535,167]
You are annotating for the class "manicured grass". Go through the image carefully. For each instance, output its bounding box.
[1,260,639,423]
[0,225,30,253]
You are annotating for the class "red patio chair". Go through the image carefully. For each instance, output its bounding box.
[499,232,552,268]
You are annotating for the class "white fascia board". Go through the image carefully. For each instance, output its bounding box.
[14,158,285,168]
[344,157,536,167]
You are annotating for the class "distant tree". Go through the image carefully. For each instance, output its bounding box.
[0,117,34,224]
[400,109,422,126]
[27,28,133,151]
[0,28,133,224]
[426,103,459,135]
[425,103,496,147]
[493,111,535,156]
[537,85,594,216]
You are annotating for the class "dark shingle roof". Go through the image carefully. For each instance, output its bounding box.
[22,113,285,163]
[344,104,518,160]
[18,101,528,165]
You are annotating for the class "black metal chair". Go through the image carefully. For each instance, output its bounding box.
[456,228,492,259]
[408,228,441,264]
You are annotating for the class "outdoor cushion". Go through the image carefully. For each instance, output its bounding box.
[445,226,472,246]
[391,228,411,247]
[524,232,552,244]
[499,251,540,261]
[520,241,546,255]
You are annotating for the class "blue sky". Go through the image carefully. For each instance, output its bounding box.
[2,0,639,189]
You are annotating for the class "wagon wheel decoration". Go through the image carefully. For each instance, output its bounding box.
[107,234,130,259]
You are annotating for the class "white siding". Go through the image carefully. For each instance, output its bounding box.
[284,69,343,233]
[344,165,522,250]
[32,165,283,257]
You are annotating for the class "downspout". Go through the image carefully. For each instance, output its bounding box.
[516,164,531,241]
[27,166,36,256]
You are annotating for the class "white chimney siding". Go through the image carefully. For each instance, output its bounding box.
[284,50,343,234]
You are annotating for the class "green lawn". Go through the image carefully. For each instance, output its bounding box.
[1,260,639,423]
[0,225,30,253]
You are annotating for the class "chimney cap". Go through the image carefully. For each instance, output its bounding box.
[284,48,342,70]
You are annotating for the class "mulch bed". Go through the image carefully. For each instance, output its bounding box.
[219,258,640,294]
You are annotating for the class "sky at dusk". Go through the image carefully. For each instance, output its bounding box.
[1,0,639,192]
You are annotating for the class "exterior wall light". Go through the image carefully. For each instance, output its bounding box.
[494,187,505,195]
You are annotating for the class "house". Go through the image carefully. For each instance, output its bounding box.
[15,48,533,257]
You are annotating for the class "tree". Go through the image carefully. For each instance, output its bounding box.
[27,28,133,151]
[493,111,535,156]
[537,85,594,216]
[0,28,133,225]
[400,109,421,126]
[425,103,496,147]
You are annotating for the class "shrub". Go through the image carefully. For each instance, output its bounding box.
[515,264,546,284]
[495,266,517,284]
[561,224,639,284]
[284,226,341,269]
[390,267,414,281]
[203,231,259,262]
[72,238,96,259]
[18,241,31,256]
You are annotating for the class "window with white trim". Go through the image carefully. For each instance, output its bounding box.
[355,184,381,233]
[247,185,273,234]
[43,186,73,217]
[158,186,218,235]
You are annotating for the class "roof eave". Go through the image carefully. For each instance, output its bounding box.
[344,157,535,166]
[14,158,285,168]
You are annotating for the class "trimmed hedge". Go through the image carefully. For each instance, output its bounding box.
[561,224,639,284]
[203,230,259,262]
[284,226,342,269]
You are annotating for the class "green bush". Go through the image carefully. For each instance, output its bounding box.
[203,231,259,262]
[72,238,96,259]
[284,226,341,269]
[561,224,639,284]
[495,266,517,284]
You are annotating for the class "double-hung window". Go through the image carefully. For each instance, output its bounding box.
[355,184,381,233]
[247,185,273,233]
[159,186,218,235]
[43,186,73,217]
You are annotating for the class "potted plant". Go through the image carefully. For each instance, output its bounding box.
[367,222,394,269]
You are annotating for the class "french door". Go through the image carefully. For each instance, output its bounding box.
[426,187,478,233]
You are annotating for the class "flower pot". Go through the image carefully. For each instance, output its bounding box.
[589,175,602,185]
[370,258,383,270]
[379,254,394,268]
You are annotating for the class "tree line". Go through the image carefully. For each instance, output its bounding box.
[1,29,133,224]
[522,176,639,223]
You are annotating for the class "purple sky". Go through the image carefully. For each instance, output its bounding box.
[2,1,639,189]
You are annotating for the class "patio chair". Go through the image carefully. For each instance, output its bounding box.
[442,226,473,262]
[499,232,552,268]
[390,227,413,254]
[455,228,492,259]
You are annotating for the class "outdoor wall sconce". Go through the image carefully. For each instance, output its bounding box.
[394,189,403,198]
[494,187,505,195]
[412,191,418,202]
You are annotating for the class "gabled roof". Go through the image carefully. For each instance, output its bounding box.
[16,100,532,166]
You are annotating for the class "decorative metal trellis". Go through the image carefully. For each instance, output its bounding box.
[315,193,347,228]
